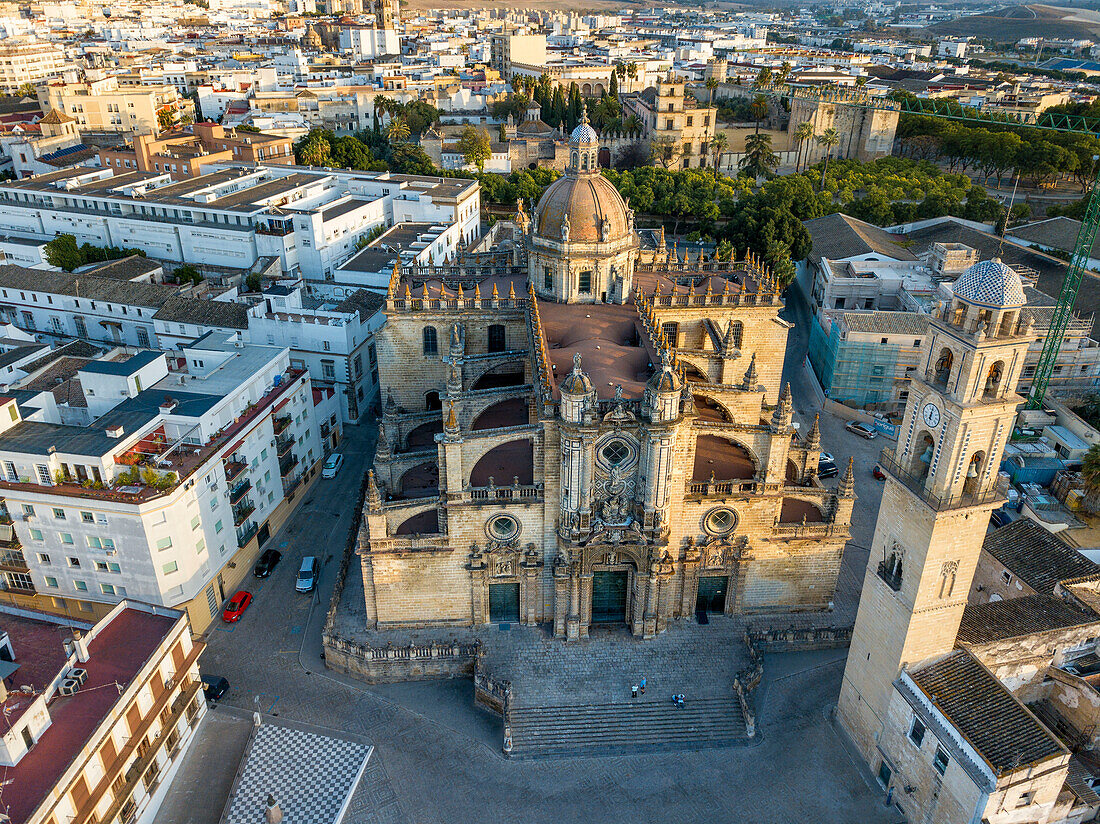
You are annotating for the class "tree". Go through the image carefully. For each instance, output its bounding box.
[649,136,680,170]
[295,129,331,166]
[816,127,840,189]
[457,125,492,172]
[705,77,719,107]
[750,94,768,134]
[44,234,83,272]
[15,82,34,98]
[794,121,814,172]
[387,116,410,143]
[173,264,203,284]
[1084,442,1100,493]
[710,131,728,176]
[739,132,779,180]
[157,108,176,132]
[754,67,772,89]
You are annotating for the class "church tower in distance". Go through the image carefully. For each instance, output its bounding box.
[837,259,1036,761]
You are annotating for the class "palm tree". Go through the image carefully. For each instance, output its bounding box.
[794,121,814,172]
[705,77,719,107]
[777,61,792,87]
[750,93,768,134]
[754,67,772,89]
[710,131,729,176]
[387,116,410,143]
[1084,442,1100,492]
[739,132,779,181]
[816,127,840,189]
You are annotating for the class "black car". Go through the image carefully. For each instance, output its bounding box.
[253,548,282,578]
[818,460,839,479]
[201,674,230,702]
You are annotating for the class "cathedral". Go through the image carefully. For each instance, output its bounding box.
[359,112,854,639]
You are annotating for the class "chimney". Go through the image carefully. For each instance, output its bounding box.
[106,425,125,438]
[72,629,90,663]
[160,395,178,414]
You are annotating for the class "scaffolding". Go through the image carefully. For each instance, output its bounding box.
[809,320,904,409]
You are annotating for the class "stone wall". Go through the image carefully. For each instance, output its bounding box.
[747,624,853,652]
[323,635,481,683]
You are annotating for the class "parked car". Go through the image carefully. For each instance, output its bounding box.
[253,548,282,578]
[201,674,230,702]
[819,452,834,464]
[845,421,878,440]
[296,556,319,593]
[818,460,839,479]
[990,508,1010,528]
[322,453,344,479]
[872,464,886,480]
[222,590,253,623]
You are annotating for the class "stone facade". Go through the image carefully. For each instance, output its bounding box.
[356,116,853,641]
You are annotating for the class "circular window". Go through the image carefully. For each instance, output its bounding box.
[704,508,737,536]
[601,439,631,467]
[486,515,519,542]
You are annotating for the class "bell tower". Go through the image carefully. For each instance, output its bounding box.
[836,259,1035,762]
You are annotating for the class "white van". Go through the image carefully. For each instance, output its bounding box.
[296,556,319,593]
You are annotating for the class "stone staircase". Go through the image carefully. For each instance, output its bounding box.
[506,696,750,758]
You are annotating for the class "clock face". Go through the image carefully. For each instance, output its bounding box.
[922,402,941,428]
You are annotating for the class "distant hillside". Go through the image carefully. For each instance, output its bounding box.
[925,4,1100,43]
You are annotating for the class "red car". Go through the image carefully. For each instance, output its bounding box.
[222,590,253,623]
[872,464,886,480]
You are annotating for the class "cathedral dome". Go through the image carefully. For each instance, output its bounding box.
[953,258,1026,309]
[533,174,631,243]
[532,105,631,245]
[647,356,682,393]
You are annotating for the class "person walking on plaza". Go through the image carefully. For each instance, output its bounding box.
[639,676,646,695]
[631,684,638,698]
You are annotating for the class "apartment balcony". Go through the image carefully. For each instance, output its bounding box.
[273,414,292,436]
[232,498,256,526]
[0,548,28,572]
[276,433,293,457]
[229,477,252,505]
[223,459,247,484]
[236,520,258,547]
[78,677,202,824]
[279,452,299,477]
[0,522,20,549]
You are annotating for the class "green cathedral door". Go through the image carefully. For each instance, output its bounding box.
[591,571,628,624]
[489,583,520,623]
[696,575,728,614]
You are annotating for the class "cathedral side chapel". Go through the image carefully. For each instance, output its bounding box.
[359,110,855,639]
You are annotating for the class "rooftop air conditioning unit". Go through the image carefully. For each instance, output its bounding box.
[69,667,88,685]
[59,678,80,696]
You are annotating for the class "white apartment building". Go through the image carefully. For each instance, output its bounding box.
[0,266,385,423]
[0,164,480,284]
[0,39,70,93]
[0,335,324,632]
[40,75,184,135]
[249,285,385,421]
[3,600,206,824]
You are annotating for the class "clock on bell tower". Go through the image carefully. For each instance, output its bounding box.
[837,258,1036,764]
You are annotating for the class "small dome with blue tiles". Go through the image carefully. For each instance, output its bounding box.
[953,258,1026,309]
[560,354,595,395]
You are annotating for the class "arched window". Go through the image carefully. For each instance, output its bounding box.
[423,326,438,356]
[578,271,593,294]
[543,266,553,290]
[938,560,958,598]
[727,321,743,349]
[934,348,953,387]
[984,361,1004,399]
[425,391,441,411]
[488,324,506,353]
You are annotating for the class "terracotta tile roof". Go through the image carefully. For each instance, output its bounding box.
[957,594,1099,646]
[804,212,917,266]
[982,519,1099,595]
[909,650,1066,774]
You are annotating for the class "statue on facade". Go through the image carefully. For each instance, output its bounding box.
[561,212,570,243]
